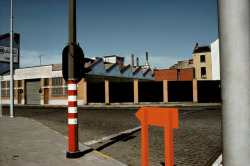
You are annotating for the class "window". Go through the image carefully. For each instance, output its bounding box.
[51,77,63,96]
[64,80,68,96]
[44,78,49,86]
[1,81,15,96]
[201,67,206,78]
[1,81,6,97]
[18,80,22,87]
[200,55,206,62]
[6,81,10,97]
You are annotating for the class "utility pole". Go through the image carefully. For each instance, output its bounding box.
[10,0,14,118]
[218,0,250,165]
[63,0,90,158]
[66,0,80,158]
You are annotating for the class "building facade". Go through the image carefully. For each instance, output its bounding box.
[169,59,193,69]
[169,41,220,81]
[211,39,220,80]
[154,68,194,81]
[0,55,154,105]
[192,43,212,80]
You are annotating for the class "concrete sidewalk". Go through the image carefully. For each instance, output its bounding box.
[0,116,127,166]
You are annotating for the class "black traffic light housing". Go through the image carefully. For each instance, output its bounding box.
[62,44,92,83]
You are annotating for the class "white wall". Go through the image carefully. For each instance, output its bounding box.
[211,39,220,80]
[2,65,62,81]
[104,57,117,63]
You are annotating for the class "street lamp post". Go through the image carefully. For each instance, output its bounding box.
[10,0,14,118]
[0,76,2,117]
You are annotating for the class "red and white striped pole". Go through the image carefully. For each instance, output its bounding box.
[68,80,78,150]
[66,0,82,158]
[66,80,81,158]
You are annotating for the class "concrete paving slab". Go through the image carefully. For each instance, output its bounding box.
[0,116,127,166]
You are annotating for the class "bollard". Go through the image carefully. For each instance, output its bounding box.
[66,80,81,158]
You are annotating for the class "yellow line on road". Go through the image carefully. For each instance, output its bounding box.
[31,118,114,160]
[32,119,49,128]
[52,130,59,134]
[93,150,113,159]
[32,119,62,135]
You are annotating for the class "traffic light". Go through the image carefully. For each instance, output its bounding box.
[62,44,92,83]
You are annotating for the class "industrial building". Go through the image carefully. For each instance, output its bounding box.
[0,53,154,105]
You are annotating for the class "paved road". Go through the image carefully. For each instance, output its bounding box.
[1,105,222,166]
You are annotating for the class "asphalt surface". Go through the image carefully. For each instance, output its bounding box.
[1,104,222,166]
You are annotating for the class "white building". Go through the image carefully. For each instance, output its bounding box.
[211,39,220,80]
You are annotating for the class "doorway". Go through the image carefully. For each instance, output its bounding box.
[44,88,49,104]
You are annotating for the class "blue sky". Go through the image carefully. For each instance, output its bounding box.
[0,0,218,69]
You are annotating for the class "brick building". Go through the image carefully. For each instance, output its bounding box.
[169,41,220,80]
[154,68,194,81]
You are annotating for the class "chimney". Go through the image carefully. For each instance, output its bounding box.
[131,54,134,68]
[145,52,149,66]
[136,57,139,67]
[195,42,199,49]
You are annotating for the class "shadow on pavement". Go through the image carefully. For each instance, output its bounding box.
[96,129,141,152]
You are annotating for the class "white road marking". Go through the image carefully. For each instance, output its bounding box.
[84,126,141,146]
[212,154,222,166]
[84,110,200,146]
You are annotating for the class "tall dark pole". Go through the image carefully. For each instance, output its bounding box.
[0,76,2,117]
[68,0,76,80]
[66,0,80,158]
[10,0,14,118]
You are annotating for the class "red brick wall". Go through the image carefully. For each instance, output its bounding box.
[180,68,194,81]
[154,69,178,81]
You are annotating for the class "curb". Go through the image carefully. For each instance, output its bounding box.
[30,118,126,165]
[1,103,221,109]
